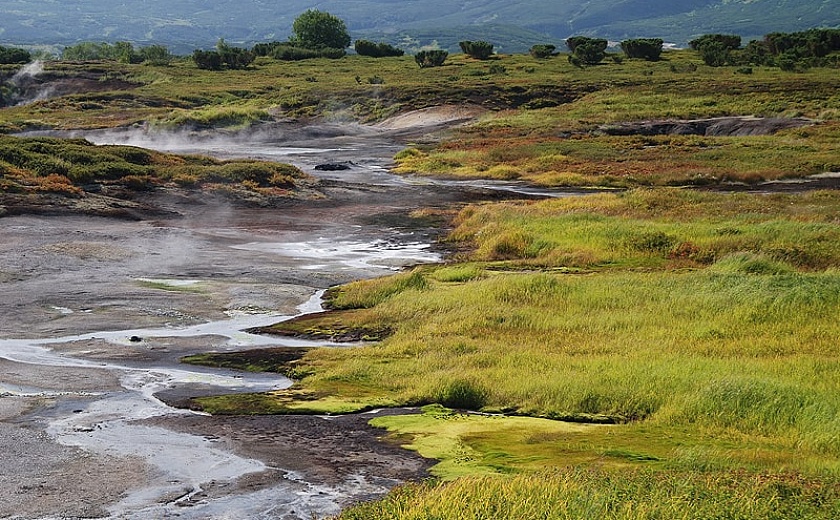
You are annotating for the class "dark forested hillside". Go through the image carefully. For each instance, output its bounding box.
[1,0,837,52]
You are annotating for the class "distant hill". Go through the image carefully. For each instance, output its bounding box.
[1,0,838,53]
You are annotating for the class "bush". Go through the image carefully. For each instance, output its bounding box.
[252,42,284,57]
[0,45,31,64]
[765,29,840,58]
[529,44,557,59]
[192,49,222,70]
[689,34,742,52]
[566,37,607,65]
[698,42,732,67]
[193,40,255,70]
[415,50,448,68]
[354,40,404,58]
[137,45,173,66]
[436,379,488,410]
[620,38,664,61]
[741,40,773,66]
[565,36,593,52]
[215,39,254,70]
[459,40,494,60]
[689,35,742,67]
[270,44,344,60]
[60,41,140,63]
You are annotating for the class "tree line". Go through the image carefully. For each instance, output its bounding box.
[1,11,837,73]
[689,29,840,71]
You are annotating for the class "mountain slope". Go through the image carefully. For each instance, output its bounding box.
[0,0,837,51]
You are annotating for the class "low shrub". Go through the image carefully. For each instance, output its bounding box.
[529,44,557,59]
[415,50,448,68]
[459,41,494,60]
[355,40,404,58]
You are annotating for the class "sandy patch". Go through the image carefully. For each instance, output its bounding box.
[376,104,487,130]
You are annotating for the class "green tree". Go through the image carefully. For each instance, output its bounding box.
[290,9,351,50]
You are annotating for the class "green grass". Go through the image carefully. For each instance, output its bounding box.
[338,467,840,519]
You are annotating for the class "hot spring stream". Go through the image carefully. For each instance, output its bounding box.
[0,124,580,519]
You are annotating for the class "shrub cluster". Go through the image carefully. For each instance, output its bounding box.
[61,41,172,65]
[620,38,664,61]
[354,40,404,58]
[414,49,448,68]
[0,45,31,64]
[691,29,840,70]
[566,36,607,66]
[270,45,345,61]
[459,40,494,60]
[529,44,557,59]
[192,40,254,70]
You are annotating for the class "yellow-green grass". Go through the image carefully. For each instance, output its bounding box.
[447,189,840,269]
[3,50,838,133]
[338,467,839,519]
[394,122,840,187]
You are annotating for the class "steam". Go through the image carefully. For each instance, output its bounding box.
[11,59,45,85]
[2,59,55,106]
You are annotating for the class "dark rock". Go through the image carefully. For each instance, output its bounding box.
[598,116,814,137]
[314,163,352,171]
